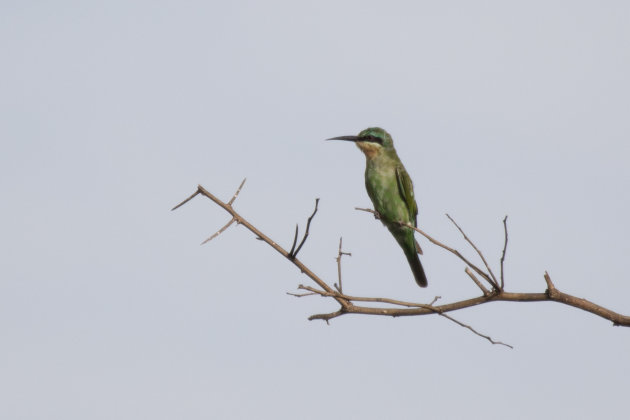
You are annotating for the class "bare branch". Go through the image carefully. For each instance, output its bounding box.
[439,312,513,348]
[286,291,317,297]
[500,215,508,290]
[289,198,320,259]
[175,182,630,351]
[201,218,236,244]
[446,214,500,290]
[465,267,490,296]
[228,178,247,205]
[334,237,351,293]
[308,309,345,324]
[544,270,556,292]
[172,190,201,211]
[288,224,299,256]
[355,207,381,220]
[297,286,511,346]
[428,296,441,306]
[174,185,352,310]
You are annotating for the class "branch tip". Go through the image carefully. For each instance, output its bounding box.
[289,198,320,259]
[227,178,247,205]
[171,190,201,211]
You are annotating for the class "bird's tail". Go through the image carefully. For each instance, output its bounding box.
[404,246,428,288]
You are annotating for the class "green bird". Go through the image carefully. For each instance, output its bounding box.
[328,127,427,287]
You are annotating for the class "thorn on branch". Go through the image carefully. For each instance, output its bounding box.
[228,178,247,205]
[173,180,248,244]
[171,189,201,211]
[544,271,556,297]
[201,218,236,244]
[288,198,320,259]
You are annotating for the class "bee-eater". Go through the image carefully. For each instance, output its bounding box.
[328,127,427,287]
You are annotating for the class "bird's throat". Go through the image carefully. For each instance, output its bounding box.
[356,142,381,160]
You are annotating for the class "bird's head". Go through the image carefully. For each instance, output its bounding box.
[327,127,393,159]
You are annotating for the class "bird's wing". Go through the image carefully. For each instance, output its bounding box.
[395,166,418,227]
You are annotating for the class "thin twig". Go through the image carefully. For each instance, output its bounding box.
[500,216,508,290]
[174,184,353,311]
[356,207,380,219]
[297,285,511,347]
[337,237,343,293]
[334,237,351,293]
[286,291,317,297]
[428,296,441,305]
[175,182,630,350]
[298,284,439,308]
[171,190,200,211]
[465,267,490,296]
[201,218,236,244]
[446,214,500,290]
[289,224,299,256]
[228,178,247,205]
[289,198,319,258]
[439,312,513,348]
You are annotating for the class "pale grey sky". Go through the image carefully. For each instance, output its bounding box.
[1,1,629,419]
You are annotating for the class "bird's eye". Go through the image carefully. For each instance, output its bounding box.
[360,134,382,144]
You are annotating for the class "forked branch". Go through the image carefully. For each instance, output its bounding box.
[173,182,630,349]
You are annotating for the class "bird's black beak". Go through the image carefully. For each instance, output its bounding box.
[326,135,360,142]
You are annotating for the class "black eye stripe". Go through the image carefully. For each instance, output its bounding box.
[362,135,383,144]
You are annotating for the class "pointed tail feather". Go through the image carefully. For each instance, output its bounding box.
[405,249,428,288]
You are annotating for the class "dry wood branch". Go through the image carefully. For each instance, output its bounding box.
[296,278,630,326]
[201,218,235,244]
[228,178,247,205]
[439,312,512,348]
[295,285,511,347]
[288,224,300,256]
[286,291,317,297]
[500,215,508,290]
[465,267,490,296]
[428,296,441,306]
[289,198,319,259]
[334,237,351,293]
[446,214,500,290]
[172,184,352,310]
[175,182,630,350]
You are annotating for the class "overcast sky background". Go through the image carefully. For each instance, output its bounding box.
[2,1,629,419]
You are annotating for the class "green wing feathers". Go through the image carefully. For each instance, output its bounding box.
[395,166,418,226]
[396,166,422,255]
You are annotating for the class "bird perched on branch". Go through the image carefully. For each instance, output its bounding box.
[328,127,427,287]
